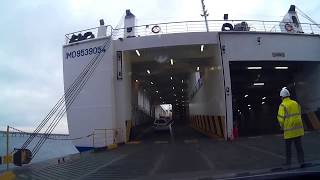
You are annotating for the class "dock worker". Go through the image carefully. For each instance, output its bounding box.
[277,87,305,167]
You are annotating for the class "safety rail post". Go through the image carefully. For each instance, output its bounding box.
[310,24,314,34]
[262,21,266,32]
[186,22,189,32]
[105,129,107,147]
[92,130,95,149]
[6,125,9,170]
[113,129,116,144]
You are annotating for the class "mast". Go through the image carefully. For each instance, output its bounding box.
[200,0,209,32]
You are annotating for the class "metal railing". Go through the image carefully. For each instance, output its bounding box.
[65,25,113,44]
[65,19,320,44]
[92,128,123,148]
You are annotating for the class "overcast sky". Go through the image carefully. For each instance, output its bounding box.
[1,0,320,134]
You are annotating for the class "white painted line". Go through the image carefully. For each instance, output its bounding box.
[149,153,165,175]
[248,136,261,139]
[237,143,285,160]
[154,140,169,144]
[197,150,215,169]
[184,139,199,144]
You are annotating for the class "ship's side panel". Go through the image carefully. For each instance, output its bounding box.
[219,32,320,138]
[220,33,320,61]
[114,51,132,142]
[188,47,227,138]
[63,38,115,150]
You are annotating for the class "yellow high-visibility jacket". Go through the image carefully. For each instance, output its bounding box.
[277,97,304,139]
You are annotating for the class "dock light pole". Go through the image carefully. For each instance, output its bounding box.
[200,0,209,32]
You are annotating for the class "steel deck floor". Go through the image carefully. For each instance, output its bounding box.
[7,125,320,180]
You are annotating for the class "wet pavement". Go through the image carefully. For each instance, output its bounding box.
[6,123,320,179]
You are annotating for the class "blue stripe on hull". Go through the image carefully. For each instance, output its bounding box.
[75,146,93,152]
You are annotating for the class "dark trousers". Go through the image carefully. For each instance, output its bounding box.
[285,136,304,164]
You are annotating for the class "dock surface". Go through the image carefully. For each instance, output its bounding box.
[7,125,320,179]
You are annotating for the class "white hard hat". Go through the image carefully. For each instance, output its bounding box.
[280,87,290,97]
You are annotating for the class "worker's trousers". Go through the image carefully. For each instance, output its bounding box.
[285,136,304,164]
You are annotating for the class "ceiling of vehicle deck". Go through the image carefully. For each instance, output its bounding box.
[128,45,218,105]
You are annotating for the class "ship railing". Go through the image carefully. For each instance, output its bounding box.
[92,128,124,149]
[64,25,113,45]
[65,20,320,44]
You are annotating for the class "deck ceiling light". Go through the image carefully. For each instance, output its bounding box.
[254,82,264,86]
[275,66,288,69]
[135,50,141,56]
[182,89,184,92]
[172,86,175,90]
[201,45,204,52]
[248,104,251,107]
[150,81,154,85]
[262,97,266,100]
[170,76,173,80]
[247,67,262,70]
[244,94,249,98]
[156,90,159,93]
[262,101,265,104]
[147,69,151,74]
[135,79,138,82]
[174,94,176,96]
[181,79,184,83]
[170,59,174,65]
[197,66,200,71]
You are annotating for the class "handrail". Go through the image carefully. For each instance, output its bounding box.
[65,19,320,45]
[113,19,320,30]
[92,128,123,148]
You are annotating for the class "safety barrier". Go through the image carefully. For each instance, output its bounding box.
[92,128,124,150]
[302,110,320,130]
[190,115,225,139]
[65,20,320,44]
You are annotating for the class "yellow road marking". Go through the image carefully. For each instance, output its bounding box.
[0,171,16,180]
[107,144,118,150]
[125,141,141,144]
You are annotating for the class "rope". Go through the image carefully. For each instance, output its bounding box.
[18,14,125,160]
[31,38,111,158]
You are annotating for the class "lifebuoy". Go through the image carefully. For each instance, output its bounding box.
[285,23,293,32]
[151,25,161,33]
[221,23,234,31]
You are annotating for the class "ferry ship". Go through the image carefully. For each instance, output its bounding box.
[62,5,320,152]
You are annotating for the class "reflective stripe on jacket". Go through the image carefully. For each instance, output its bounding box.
[277,97,304,139]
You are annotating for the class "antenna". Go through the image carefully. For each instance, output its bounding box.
[200,0,209,32]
